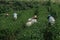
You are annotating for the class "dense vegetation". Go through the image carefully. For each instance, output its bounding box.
[0,1,60,40]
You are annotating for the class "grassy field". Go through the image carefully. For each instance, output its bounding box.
[1,0,60,3]
[0,1,60,40]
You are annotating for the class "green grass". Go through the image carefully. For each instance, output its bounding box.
[0,3,60,40]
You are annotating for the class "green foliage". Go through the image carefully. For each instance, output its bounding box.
[0,1,60,40]
[0,1,40,14]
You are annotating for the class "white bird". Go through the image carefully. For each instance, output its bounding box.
[31,19,37,23]
[13,13,17,20]
[48,15,55,25]
[26,15,37,27]
[26,22,33,27]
